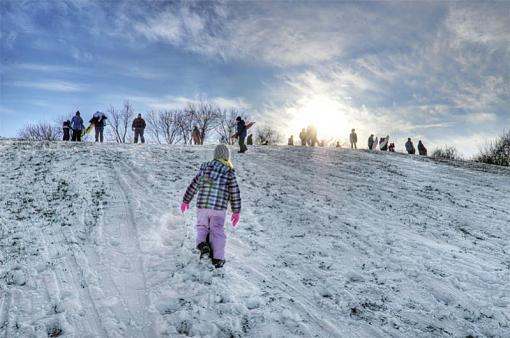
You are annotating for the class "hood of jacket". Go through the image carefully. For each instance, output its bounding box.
[202,160,234,180]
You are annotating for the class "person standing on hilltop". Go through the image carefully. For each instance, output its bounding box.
[288,135,294,146]
[368,134,374,150]
[62,120,71,141]
[132,113,146,144]
[71,111,84,142]
[236,116,248,153]
[349,129,358,149]
[180,144,241,268]
[192,126,202,145]
[418,140,427,156]
[405,138,416,154]
[90,111,107,143]
[307,125,318,146]
[299,128,307,146]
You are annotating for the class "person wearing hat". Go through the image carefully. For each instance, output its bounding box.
[236,116,248,153]
[180,144,242,268]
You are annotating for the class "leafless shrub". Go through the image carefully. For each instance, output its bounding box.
[18,122,61,141]
[431,146,462,161]
[255,125,282,145]
[108,101,134,143]
[476,131,510,166]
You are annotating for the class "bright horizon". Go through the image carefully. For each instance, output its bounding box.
[1,1,509,156]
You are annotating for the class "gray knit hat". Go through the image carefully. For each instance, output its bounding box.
[214,144,230,161]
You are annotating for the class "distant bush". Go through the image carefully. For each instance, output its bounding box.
[18,122,61,141]
[476,131,510,166]
[431,146,462,161]
[256,126,282,145]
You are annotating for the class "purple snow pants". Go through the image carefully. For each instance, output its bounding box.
[196,208,227,260]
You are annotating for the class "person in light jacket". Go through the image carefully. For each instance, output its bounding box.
[349,129,358,149]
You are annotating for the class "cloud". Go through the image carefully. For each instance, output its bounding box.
[0,106,19,116]
[128,2,444,66]
[107,94,249,112]
[13,63,83,73]
[464,112,499,124]
[11,80,84,92]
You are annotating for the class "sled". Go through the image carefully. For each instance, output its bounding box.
[84,123,95,135]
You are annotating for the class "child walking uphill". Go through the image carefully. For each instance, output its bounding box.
[180,144,241,268]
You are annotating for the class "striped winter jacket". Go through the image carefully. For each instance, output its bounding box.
[183,160,241,213]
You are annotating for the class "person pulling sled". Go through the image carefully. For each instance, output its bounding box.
[180,144,241,268]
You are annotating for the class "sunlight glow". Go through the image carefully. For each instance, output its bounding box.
[287,94,353,143]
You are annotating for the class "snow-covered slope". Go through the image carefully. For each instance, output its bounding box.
[0,140,509,337]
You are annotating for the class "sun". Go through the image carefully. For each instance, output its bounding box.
[288,94,350,141]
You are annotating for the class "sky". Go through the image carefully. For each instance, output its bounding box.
[0,0,509,156]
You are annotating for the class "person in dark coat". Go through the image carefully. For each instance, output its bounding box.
[63,120,71,141]
[246,134,253,146]
[388,143,395,152]
[236,116,248,153]
[90,111,107,142]
[368,134,374,150]
[418,140,427,156]
[405,138,416,154]
[132,113,146,143]
[288,135,294,146]
[71,111,84,142]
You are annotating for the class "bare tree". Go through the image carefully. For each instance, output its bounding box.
[217,109,247,145]
[175,108,194,144]
[160,110,181,144]
[18,122,62,141]
[146,110,182,144]
[108,101,134,143]
[146,111,162,144]
[188,102,221,144]
[255,125,282,145]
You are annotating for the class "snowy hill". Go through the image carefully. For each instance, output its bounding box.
[0,140,509,338]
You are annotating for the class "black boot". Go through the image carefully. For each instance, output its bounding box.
[212,258,225,268]
[197,242,211,259]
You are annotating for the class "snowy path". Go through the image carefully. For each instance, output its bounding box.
[0,141,509,337]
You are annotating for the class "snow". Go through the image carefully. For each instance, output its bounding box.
[0,140,509,337]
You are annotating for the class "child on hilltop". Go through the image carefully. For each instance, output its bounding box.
[180,144,241,268]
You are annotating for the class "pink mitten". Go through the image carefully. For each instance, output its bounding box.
[180,202,190,214]
[231,212,240,227]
